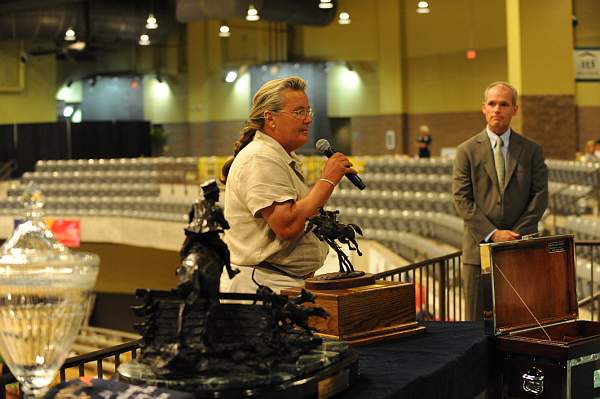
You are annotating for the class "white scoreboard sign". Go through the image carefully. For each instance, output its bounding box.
[574,49,600,81]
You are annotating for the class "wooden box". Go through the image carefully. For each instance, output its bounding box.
[480,235,600,398]
[282,280,425,346]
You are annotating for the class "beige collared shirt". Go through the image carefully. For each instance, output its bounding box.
[223,131,328,277]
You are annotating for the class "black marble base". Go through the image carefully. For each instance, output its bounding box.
[118,340,358,398]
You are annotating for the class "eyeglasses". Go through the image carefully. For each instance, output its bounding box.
[278,107,314,120]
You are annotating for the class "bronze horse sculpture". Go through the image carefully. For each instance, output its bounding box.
[305,208,364,277]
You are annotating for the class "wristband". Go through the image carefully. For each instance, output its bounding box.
[319,178,336,187]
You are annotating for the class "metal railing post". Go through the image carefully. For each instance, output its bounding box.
[596,168,600,216]
[438,259,447,321]
[374,251,462,320]
[592,243,596,321]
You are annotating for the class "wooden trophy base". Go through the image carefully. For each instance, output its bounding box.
[282,274,426,346]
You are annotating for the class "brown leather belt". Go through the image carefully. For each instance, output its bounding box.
[256,261,314,280]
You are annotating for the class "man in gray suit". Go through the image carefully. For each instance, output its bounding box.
[452,81,548,321]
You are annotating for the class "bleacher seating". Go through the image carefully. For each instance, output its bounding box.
[363,156,453,175]
[548,182,594,215]
[1,155,599,269]
[0,157,204,222]
[332,205,461,261]
[546,159,600,186]
[330,189,455,215]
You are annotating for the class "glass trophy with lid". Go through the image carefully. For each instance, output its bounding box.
[0,183,99,398]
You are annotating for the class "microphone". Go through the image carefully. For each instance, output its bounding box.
[315,139,366,190]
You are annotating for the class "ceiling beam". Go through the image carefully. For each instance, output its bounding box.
[0,0,85,14]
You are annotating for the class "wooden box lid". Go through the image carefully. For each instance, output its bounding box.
[480,235,578,336]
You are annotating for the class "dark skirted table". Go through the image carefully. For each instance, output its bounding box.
[41,322,493,399]
[343,321,495,399]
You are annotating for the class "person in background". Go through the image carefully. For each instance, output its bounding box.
[220,76,356,294]
[452,81,548,321]
[579,139,598,162]
[594,139,600,161]
[416,125,432,158]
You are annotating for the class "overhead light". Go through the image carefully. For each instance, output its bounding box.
[417,1,430,14]
[72,109,82,123]
[67,41,86,51]
[139,34,151,46]
[219,22,231,38]
[153,80,169,98]
[319,0,334,9]
[146,13,158,29]
[343,68,360,88]
[64,27,76,41]
[338,11,351,24]
[63,105,74,118]
[225,70,238,83]
[246,4,260,21]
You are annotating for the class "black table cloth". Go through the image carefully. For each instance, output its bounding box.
[344,321,494,399]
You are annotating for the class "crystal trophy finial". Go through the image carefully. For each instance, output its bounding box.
[1,183,65,254]
[21,182,45,220]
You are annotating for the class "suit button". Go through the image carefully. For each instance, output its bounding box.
[497,201,501,205]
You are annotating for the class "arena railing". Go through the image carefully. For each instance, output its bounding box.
[575,240,600,320]
[0,340,141,399]
[373,240,600,323]
[0,161,16,181]
[373,251,463,322]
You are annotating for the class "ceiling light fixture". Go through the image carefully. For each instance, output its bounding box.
[72,109,82,123]
[417,1,430,14]
[338,11,351,24]
[139,34,151,46]
[64,27,76,41]
[67,41,86,51]
[319,0,334,9]
[219,22,231,37]
[246,4,260,21]
[225,70,238,83]
[146,13,158,29]
[63,105,74,118]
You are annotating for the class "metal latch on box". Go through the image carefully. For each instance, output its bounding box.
[522,367,544,395]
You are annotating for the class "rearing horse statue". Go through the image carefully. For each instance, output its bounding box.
[305,208,364,276]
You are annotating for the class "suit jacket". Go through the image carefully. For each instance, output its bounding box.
[452,130,548,265]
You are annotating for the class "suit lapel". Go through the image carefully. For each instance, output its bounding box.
[475,130,501,193]
[504,130,523,190]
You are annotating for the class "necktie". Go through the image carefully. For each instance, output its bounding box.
[494,137,505,193]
